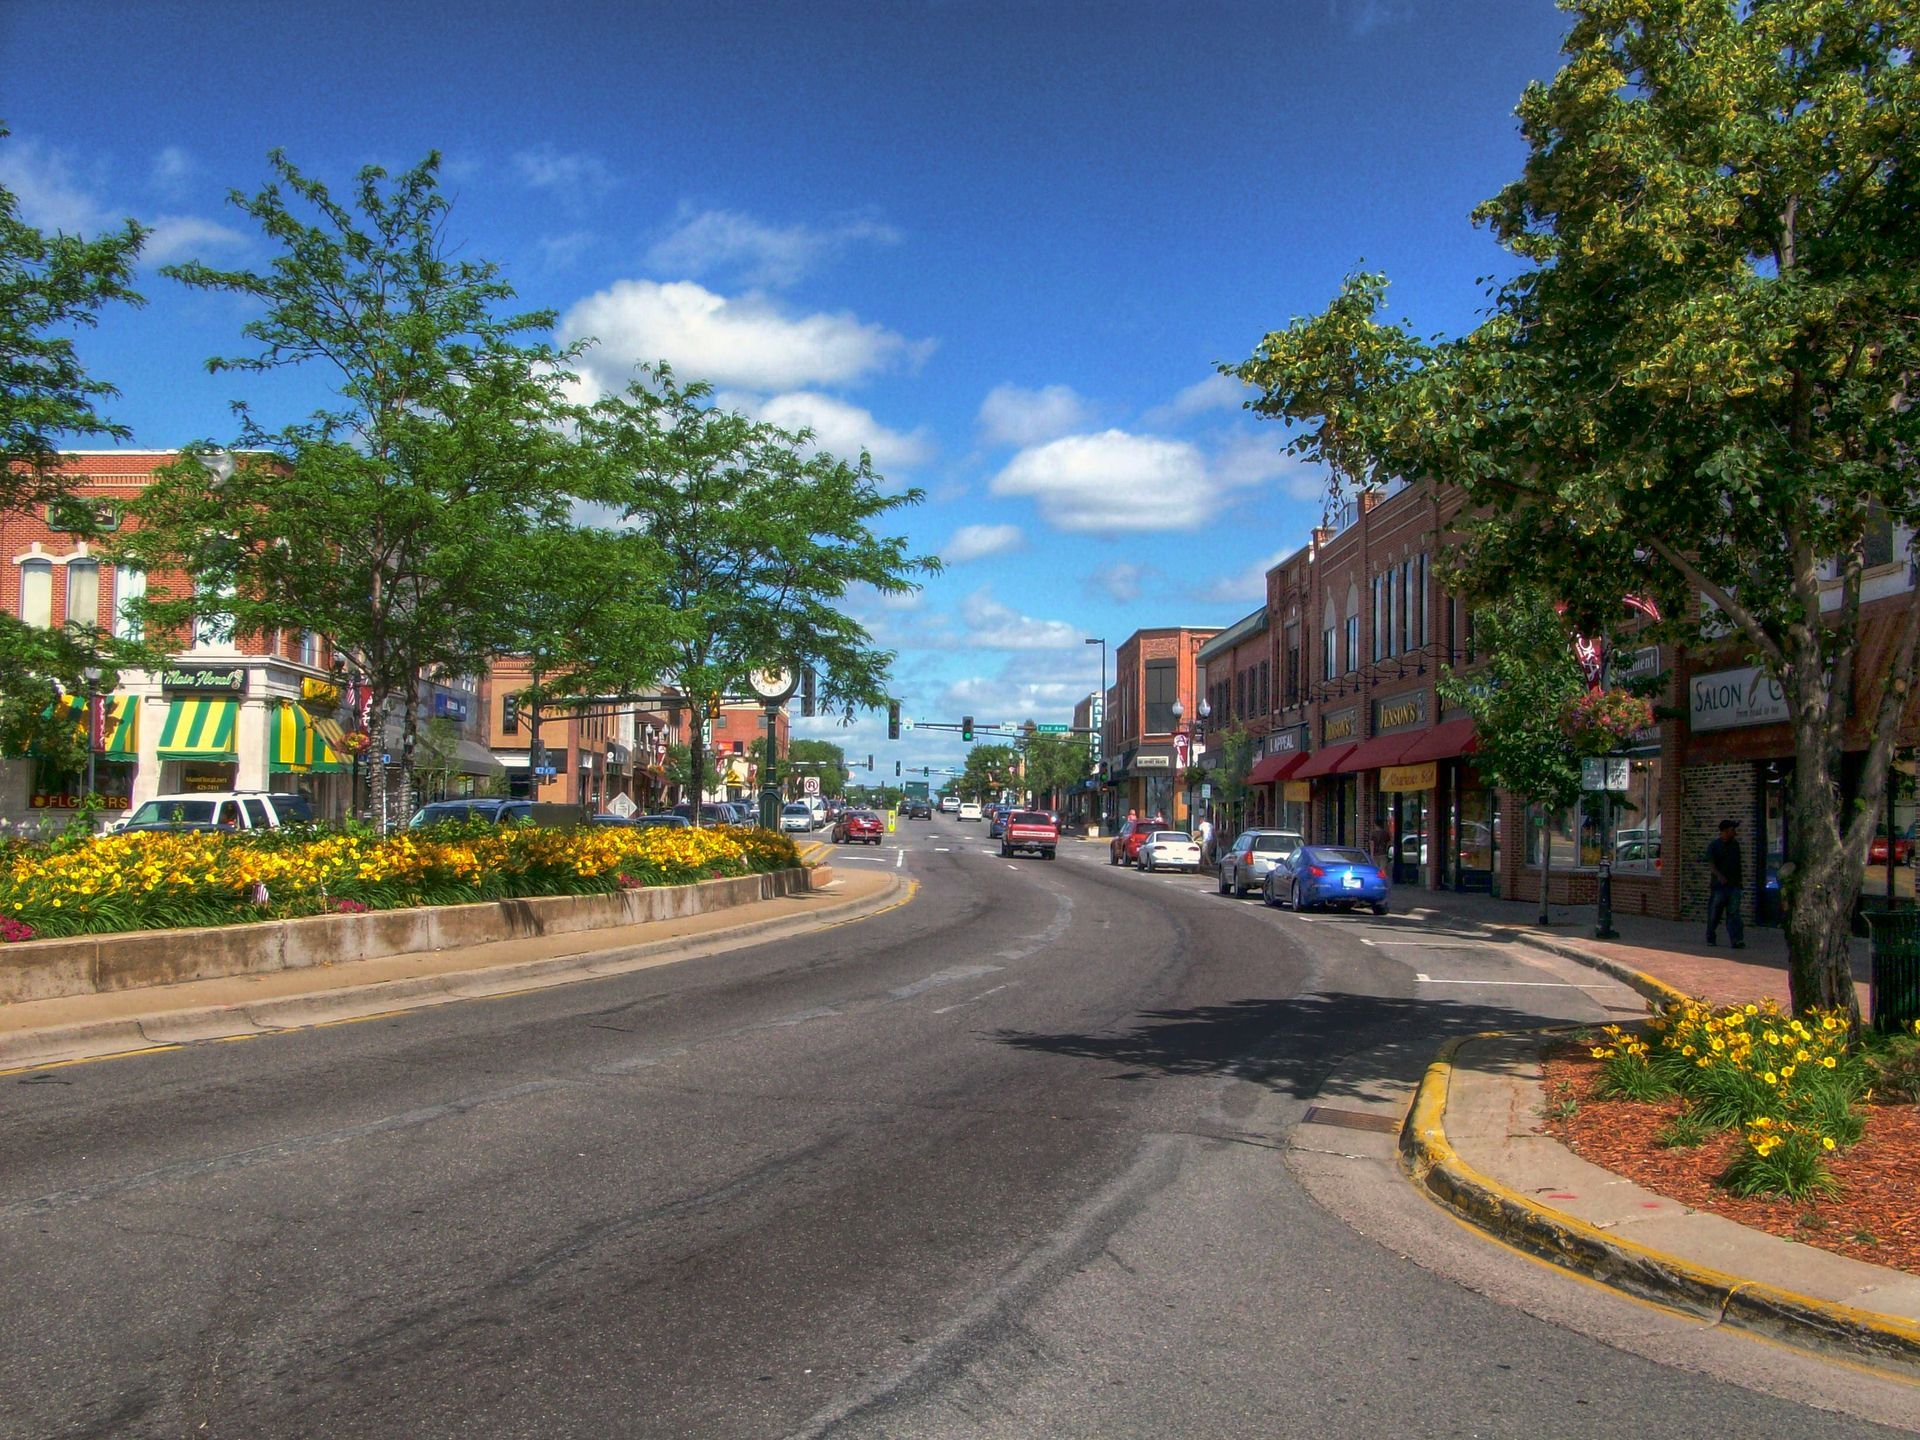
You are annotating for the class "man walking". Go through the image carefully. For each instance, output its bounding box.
[1705,819,1746,949]
[1196,812,1215,868]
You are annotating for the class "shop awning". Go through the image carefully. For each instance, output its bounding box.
[156,697,238,760]
[313,736,349,773]
[1336,730,1422,774]
[1398,717,1478,765]
[310,713,349,747]
[101,695,137,758]
[271,702,317,772]
[1247,751,1307,786]
[1292,742,1358,780]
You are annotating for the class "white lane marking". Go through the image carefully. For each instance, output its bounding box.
[896,847,905,869]
[934,847,951,852]
[891,965,1003,1000]
[1431,980,1617,990]
[1362,939,1486,948]
[933,982,1015,1014]
[1007,863,1018,870]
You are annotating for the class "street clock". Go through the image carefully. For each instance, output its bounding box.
[745,666,800,704]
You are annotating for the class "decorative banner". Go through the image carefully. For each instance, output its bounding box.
[301,677,342,706]
[1173,731,1190,768]
[1380,763,1438,793]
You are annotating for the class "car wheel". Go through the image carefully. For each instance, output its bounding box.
[1043,850,1055,860]
[1261,880,1277,908]
[1216,867,1229,895]
[1372,901,1390,916]
[1232,871,1246,898]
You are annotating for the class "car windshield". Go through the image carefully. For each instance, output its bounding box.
[1151,831,1192,843]
[783,804,810,815]
[1251,833,1301,852]
[1314,848,1375,866]
[129,800,217,824]
[1011,812,1050,825]
[633,815,689,828]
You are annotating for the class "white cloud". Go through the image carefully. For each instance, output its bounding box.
[512,146,618,212]
[748,390,932,471]
[150,145,196,195]
[943,523,1024,564]
[937,675,1088,724]
[977,383,1095,447]
[1201,548,1291,605]
[989,430,1213,534]
[1142,372,1250,427]
[957,589,1084,651]
[1086,560,1151,603]
[646,206,901,288]
[562,279,929,394]
[0,135,245,263]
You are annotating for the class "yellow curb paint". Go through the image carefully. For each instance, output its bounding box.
[1400,1031,1920,1370]
[0,1043,185,1078]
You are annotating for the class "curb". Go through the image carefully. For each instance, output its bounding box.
[1399,1032,1920,1373]
[0,874,913,1073]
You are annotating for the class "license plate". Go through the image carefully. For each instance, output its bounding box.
[1342,874,1362,889]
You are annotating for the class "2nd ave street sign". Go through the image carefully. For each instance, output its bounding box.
[1033,723,1070,733]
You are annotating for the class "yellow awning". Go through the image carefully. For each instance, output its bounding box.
[156,697,238,760]
[101,695,138,758]
[271,701,316,772]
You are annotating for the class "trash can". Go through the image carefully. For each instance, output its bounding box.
[1864,910,1920,1034]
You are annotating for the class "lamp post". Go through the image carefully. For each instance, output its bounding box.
[1170,699,1187,826]
[1196,694,1212,830]
[1085,637,1105,830]
[81,664,102,807]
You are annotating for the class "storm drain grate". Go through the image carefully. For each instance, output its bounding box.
[1300,1105,1402,1134]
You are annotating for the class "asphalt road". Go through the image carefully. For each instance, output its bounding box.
[3,820,1911,1438]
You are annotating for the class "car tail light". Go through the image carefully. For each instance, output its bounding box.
[1243,848,1255,863]
[1374,869,1386,882]
[1308,865,1325,878]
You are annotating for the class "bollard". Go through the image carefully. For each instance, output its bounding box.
[1595,859,1618,940]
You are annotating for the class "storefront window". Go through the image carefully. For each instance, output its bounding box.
[1610,756,1663,874]
[1454,778,1495,889]
[1531,802,1603,870]
[1860,753,1916,908]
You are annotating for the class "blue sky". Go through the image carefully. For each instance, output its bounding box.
[2,0,1573,775]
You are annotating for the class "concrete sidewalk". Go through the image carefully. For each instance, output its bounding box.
[1403,1032,1920,1371]
[1401,888,1874,1012]
[0,867,903,1072]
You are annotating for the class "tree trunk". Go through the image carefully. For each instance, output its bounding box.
[1784,707,1865,1028]
[689,719,708,827]
[399,686,419,834]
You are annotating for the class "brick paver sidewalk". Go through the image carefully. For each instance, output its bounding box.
[1403,888,1875,1013]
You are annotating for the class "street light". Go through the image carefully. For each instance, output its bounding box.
[82,664,102,806]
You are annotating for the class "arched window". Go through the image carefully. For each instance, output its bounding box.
[65,560,99,629]
[18,559,52,628]
[1321,595,1338,681]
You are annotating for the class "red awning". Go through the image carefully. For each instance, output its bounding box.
[1336,730,1422,774]
[1247,751,1306,786]
[1291,742,1358,780]
[1398,717,1478,765]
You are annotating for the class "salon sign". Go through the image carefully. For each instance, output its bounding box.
[1689,665,1789,733]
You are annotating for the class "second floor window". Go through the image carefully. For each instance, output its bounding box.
[113,566,145,640]
[1322,625,1336,681]
[1145,660,1178,733]
[1344,614,1360,673]
[65,561,99,630]
[18,560,52,628]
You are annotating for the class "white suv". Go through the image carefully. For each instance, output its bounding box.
[117,791,315,834]
[958,801,983,821]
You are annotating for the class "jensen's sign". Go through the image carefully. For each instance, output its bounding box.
[1689,665,1788,732]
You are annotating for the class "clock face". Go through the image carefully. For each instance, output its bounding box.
[746,666,797,702]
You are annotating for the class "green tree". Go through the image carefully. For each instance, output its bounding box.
[788,738,849,797]
[1438,590,1587,925]
[1233,2,1918,1024]
[957,742,1016,802]
[412,716,462,805]
[1020,727,1088,809]
[664,741,722,804]
[581,366,937,825]
[1206,724,1259,837]
[117,152,583,828]
[0,130,148,770]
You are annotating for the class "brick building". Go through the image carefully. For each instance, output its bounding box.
[484,657,684,812]
[1,452,353,830]
[1103,626,1218,828]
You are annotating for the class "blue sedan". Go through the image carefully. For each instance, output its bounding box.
[1265,845,1391,914]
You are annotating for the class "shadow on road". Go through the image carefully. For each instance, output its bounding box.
[990,991,1585,1102]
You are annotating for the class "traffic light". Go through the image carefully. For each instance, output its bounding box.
[706,692,721,721]
[801,667,816,718]
[865,754,875,770]
[962,715,974,741]
[894,760,901,777]
[502,693,519,733]
[887,699,900,740]
[529,739,546,772]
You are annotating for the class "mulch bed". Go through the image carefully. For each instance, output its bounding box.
[1540,1043,1920,1279]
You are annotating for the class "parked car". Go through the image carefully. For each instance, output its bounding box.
[119,790,314,834]
[408,799,583,829]
[1869,828,1914,866]
[1215,828,1306,897]
[672,802,749,826]
[631,813,692,829]
[833,809,885,844]
[959,801,984,822]
[1138,830,1202,872]
[1107,818,1158,867]
[781,801,817,833]
[1265,845,1391,914]
[1000,809,1059,859]
[987,806,1011,839]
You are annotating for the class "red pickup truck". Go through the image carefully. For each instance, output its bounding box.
[1001,809,1059,860]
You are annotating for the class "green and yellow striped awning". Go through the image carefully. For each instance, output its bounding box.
[156,697,237,760]
[271,701,316,772]
[101,695,137,758]
[313,736,349,773]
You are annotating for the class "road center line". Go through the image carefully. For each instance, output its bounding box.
[1413,975,1612,988]
[932,982,1014,1014]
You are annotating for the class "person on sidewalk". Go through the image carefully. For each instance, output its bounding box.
[1196,813,1215,867]
[1706,819,1747,949]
